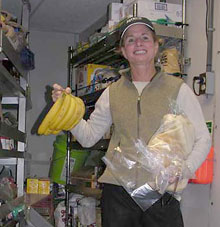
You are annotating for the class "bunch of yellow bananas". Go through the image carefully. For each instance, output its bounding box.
[38,93,85,135]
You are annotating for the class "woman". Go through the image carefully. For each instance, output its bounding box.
[52,17,211,227]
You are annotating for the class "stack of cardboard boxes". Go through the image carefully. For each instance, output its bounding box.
[108,0,182,31]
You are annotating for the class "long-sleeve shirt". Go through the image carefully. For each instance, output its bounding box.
[71,82,211,174]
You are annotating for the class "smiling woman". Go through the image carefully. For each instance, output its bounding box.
[120,24,159,78]
[117,17,159,82]
[51,16,211,227]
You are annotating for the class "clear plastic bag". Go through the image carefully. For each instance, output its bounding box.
[145,101,195,193]
[102,100,195,211]
[102,147,162,211]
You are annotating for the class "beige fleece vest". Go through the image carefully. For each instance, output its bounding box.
[98,70,183,188]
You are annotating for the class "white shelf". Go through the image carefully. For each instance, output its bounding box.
[2,97,19,105]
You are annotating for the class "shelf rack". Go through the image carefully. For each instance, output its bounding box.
[0,122,26,142]
[70,24,183,68]
[0,0,31,200]
[70,139,109,151]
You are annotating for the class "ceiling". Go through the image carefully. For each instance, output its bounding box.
[2,0,121,36]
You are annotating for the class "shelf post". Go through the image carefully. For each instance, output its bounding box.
[180,0,186,74]
[65,46,74,226]
[17,95,26,196]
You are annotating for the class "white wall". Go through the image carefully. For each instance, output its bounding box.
[26,30,78,177]
[180,1,219,227]
[208,0,220,226]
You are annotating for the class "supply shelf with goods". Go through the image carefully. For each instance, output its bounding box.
[70,23,184,69]
[0,0,31,211]
[64,139,109,198]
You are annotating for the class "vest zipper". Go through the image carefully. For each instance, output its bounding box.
[136,95,141,187]
[137,95,141,138]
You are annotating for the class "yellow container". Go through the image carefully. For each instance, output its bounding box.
[27,179,39,194]
[38,179,50,195]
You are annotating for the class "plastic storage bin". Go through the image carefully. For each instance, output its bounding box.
[189,147,214,184]
[49,135,89,185]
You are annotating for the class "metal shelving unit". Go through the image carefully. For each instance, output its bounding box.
[70,24,183,68]
[0,36,28,195]
[0,1,31,199]
[70,139,109,151]
[0,150,27,159]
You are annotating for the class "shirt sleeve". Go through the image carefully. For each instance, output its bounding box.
[176,83,212,174]
[71,87,112,147]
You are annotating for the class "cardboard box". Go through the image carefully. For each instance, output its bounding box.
[108,3,123,22]
[123,1,182,24]
[108,20,119,32]
[0,136,14,150]
[123,0,158,5]
[76,64,111,96]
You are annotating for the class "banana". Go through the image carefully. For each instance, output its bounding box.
[64,96,85,130]
[62,95,78,130]
[44,128,61,135]
[38,93,65,135]
[55,94,77,131]
[38,93,85,135]
[49,93,71,131]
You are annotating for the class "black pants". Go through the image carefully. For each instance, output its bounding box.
[101,183,184,227]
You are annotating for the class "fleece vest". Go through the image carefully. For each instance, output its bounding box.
[98,70,183,187]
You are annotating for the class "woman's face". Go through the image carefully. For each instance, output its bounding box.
[121,24,158,66]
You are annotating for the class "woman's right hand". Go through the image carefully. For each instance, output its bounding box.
[52,83,71,102]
